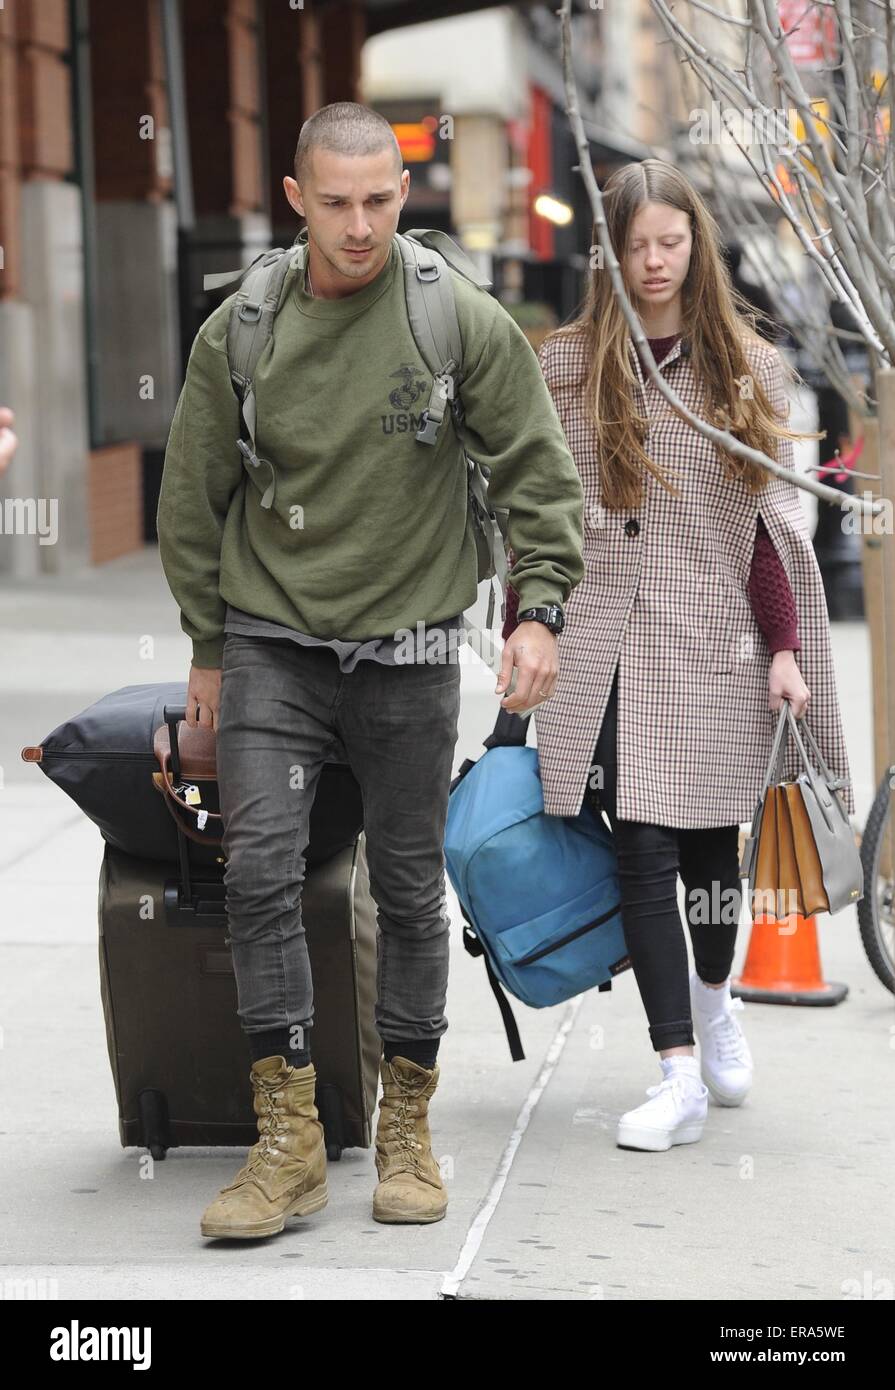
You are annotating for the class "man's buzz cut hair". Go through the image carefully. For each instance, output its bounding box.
[294,102,403,187]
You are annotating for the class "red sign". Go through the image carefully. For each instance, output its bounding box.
[392,119,437,163]
[777,1,838,67]
[528,85,554,262]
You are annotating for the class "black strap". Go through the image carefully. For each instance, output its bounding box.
[482,951,526,1062]
[461,922,525,1061]
[452,706,531,1061]
[482,707,531,750]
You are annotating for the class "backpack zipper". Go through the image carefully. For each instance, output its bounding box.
[514,901,621,966]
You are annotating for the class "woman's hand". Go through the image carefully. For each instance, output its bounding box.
[768,650,810,718]
[0,407,18,474]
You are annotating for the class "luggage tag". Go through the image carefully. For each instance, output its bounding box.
[173,781,202,806]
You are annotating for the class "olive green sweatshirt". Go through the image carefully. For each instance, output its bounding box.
[156,236,585,669]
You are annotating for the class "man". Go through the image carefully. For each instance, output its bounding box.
[157,101,584,1239]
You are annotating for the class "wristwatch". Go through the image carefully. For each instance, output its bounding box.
[515,603,565,634]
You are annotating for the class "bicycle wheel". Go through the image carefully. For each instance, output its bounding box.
[858,769,895,995]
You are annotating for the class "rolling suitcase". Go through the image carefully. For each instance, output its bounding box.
[98,834,382,1162]
[96,704,382,1161]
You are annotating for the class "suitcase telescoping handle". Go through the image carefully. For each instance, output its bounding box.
[157,704,224,910]
[163,704,187,783]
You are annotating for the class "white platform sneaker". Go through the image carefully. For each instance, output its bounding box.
[690,970,753,1106]
[616,1055,708,1151]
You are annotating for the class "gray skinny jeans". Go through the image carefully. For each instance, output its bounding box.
[216,631,462,1046]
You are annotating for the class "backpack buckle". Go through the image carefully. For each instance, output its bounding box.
[238,302,263,323]
[434,369,455,401]
[416,411,441,445]
[415,261,440,283]
[416,368,455,445]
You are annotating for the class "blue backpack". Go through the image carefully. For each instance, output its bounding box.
[444,710,630,1060]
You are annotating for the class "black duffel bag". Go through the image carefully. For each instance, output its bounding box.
[21,682,364,869]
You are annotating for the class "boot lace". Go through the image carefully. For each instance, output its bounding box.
[385,1093,425,1175]
[231,1082,288,1186]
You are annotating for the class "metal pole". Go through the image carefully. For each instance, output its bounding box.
[160,0,194,232]
[70,0,102,445]
[857,411,890,875]
[160,0,195,376]
[877,370,895,875]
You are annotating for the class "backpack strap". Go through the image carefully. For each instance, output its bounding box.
[396,229,510,628]
[203,234,306,510]
[227,243,303,510]
[460,917,525,1061]
[394,231,463,446]
[395,228,491,448]
[402,228,492,289]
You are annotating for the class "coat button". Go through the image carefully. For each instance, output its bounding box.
[624,518,640,537]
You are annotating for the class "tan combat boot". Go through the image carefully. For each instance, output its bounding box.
[200,1056,328,1239]
[372,1055,447,1224]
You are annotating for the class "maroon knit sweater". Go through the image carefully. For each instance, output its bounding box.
[503,334,800,654]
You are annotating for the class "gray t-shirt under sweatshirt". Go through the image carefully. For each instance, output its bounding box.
[223,604,467,674]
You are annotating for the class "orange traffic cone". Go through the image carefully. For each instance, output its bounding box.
[732,908,848,1005]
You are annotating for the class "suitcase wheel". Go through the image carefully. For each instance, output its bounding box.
[315,1082,345,1162]
[138,1087,170,1161]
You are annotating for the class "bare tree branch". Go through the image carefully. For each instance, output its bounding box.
[649,0,895,376]
[556,0,882,521]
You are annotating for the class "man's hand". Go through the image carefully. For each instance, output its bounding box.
[186,665,222,730]
[769,650,810,718]
[496,620,559,713]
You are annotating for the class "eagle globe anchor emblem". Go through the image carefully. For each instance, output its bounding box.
[388,364,428,410]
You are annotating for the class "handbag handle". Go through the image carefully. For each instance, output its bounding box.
[782,703,849,835]
[757,700,850,800]
[757,701,792,802]
[787,705,851,793]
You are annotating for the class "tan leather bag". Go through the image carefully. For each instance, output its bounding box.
[152,709,223,847]
[741,700,862,920]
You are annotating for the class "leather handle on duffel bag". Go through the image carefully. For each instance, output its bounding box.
[151,704,223,846]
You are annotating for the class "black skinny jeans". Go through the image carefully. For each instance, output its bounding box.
[585,663,743,1051]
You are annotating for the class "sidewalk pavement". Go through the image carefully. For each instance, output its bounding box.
[0,547,890,1301]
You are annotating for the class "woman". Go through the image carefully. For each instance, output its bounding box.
[504,160,854,1152]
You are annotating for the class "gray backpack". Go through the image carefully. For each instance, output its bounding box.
[204,227,510,642]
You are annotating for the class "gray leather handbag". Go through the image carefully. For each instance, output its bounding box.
[740,699,863,917]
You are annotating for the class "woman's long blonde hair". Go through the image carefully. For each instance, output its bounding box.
[549,160,809,511]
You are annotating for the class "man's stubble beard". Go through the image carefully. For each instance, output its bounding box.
[314,234,392,284]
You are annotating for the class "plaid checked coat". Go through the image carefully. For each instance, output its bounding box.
[531,326,855,828]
